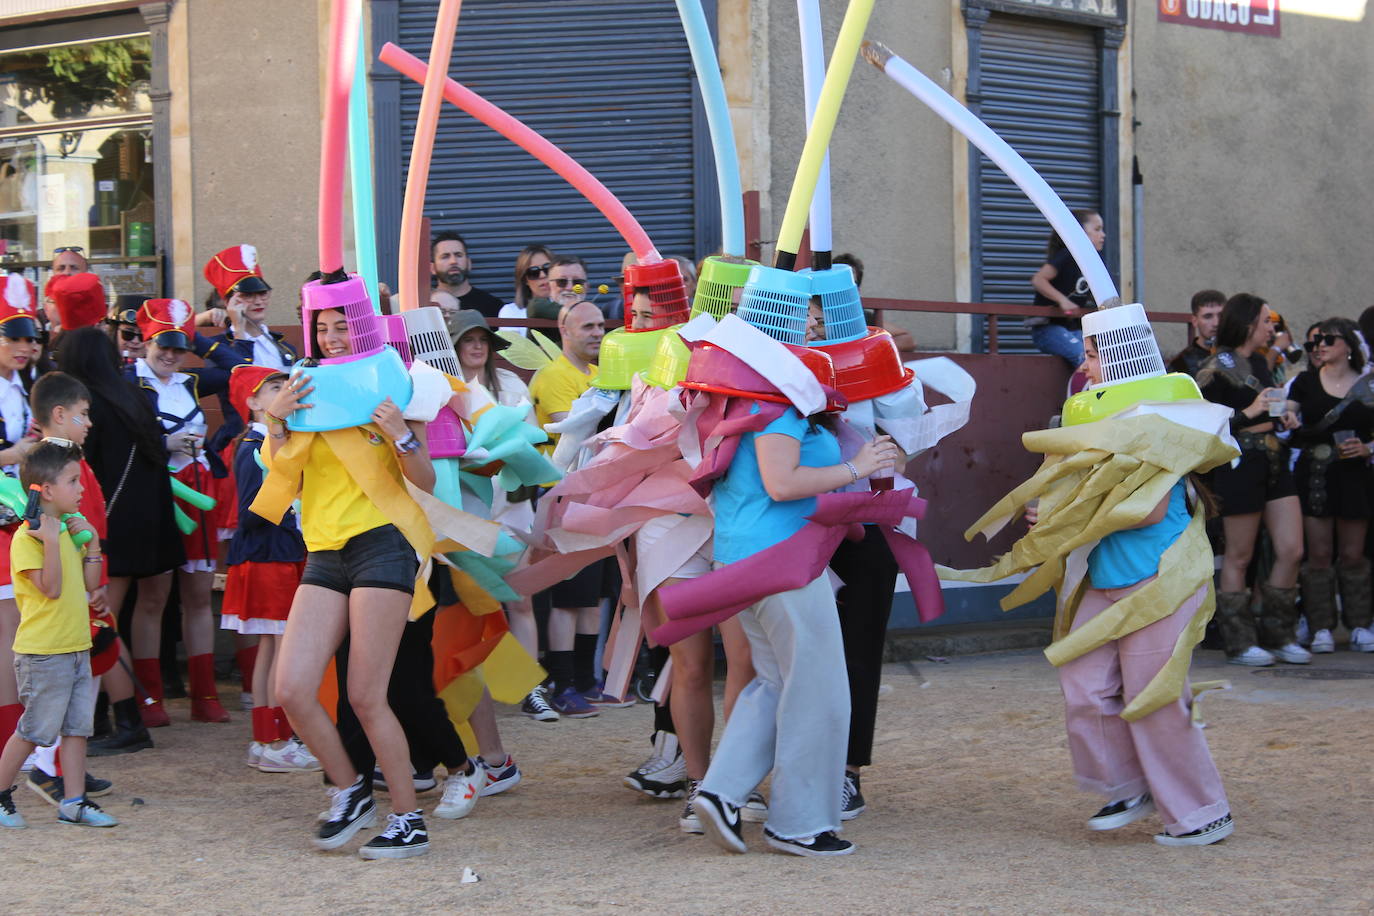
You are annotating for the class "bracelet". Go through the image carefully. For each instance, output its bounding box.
[394,431,421,456]
[269,430,288,440]
[83,555,103,564]
[843,461,860,483]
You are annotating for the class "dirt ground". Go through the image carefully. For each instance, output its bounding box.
[5,644,1374,915]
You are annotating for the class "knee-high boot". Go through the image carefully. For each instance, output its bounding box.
[1336,558,1374,651]
[1214,591,1260,657]
[132,657,171,728]
[1299,566,1338,640]
[188,654,231,723]
[1259,584,1311,664]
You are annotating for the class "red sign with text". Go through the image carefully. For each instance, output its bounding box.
[1158,0,1281,37]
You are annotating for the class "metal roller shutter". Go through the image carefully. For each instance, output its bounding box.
[391,0,710,305]
[974,14,1102,353]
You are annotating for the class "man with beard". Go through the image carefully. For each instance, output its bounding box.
[430,231,501,318]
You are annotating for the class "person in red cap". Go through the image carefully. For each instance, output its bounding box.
[0,273,43,751]
[203,245,297,371]
[219,365,315,772]
[47,273,107,335]
[125,298,235,725]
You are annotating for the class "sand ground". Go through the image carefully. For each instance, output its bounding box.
[5,644,1373,915]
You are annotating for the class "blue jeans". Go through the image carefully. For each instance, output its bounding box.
[1031,323,1084,368]
[699,574,850,839]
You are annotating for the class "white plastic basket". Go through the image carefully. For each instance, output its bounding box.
[1081,303,1166,386]
[402,306,461,377]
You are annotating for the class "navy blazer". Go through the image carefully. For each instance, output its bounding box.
[226,429,305,565]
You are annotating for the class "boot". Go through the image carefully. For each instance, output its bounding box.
[1336,558,1373,632]
[1299,566,1338,652]
[92,692,111,740]
[89,698,154,757]
[132,658,171,728]
[1259,584,1311,664]
[1214,591,1263,658]
[188,654,231,723]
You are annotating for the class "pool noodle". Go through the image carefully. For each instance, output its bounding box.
[348,16,382,311]
[863,41,1120,308]
[379,42,661,265]
[397,0,464,312]
[675,0,745,257]
[774,0,874,262]
[318,0,361,273]
[797,0,832,256]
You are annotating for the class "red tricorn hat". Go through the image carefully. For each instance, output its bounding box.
[229,364,288,422]
[137,298,196,350]
[0,273,39,339]
[47,272,107,331]
[204,244,271,299]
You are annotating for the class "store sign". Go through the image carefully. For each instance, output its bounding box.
[997,0,1122,23]
[1158,0,1281,37]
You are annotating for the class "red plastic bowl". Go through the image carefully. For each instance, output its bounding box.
[820,328,914,401]
[680,340,838,407]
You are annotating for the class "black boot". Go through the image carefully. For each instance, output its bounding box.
[92,692,112,740]
[88,698,154,757]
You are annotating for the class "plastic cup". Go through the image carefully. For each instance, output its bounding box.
[870,468,893,491]
[1267,397,1286,418]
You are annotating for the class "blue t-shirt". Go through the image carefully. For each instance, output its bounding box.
[712,406,841,564]
[1087,481,1190,589]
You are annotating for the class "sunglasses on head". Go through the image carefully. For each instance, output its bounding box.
[1305,334,1344,351]
[53,246,84,255]
[524,263,552,279]
[551,276,587,289]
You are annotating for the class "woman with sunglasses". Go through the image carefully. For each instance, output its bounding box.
[1196,294,1308,667]
[107,295,150,365]
[1287,319,1374,654]
[497,244,555,339]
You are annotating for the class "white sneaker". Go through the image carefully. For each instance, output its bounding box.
[678,780,702,834]
[245,741,267,769]
[1351,627,1374,653]
[741,790,768,823]
[258,738,322,773]
[1309,629,1335,654]
[433,766,480,819]
[623,731,688,798]
[1295,616,1311,647]
[239,691,255,711]
[1272,642,1312,665]
[1227,646,1275,667]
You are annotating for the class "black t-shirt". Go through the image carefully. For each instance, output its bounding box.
[1032,248,1096,328]
[1198,351,1273,427]
[456,286,503,319]
[1288,369,1374,448]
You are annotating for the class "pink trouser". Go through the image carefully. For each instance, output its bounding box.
[1058,579,1229,834]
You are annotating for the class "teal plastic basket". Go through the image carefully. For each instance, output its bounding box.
[736,266,813,345]
[802,265,865,345]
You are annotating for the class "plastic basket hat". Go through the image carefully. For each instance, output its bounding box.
[591,325,672,391]
[802,265,865,344]
[681,339,843,413]
[301,274,385,363]
[690,256,759,321]
[796,264,913,402]
[736,266,812,344]
[644,328,691,389]
[623,259,690,331]
[1063,303,1201,426]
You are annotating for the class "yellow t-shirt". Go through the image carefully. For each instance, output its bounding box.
[11,526,90,656]
[529,354,598,453]
[265,432,397,552]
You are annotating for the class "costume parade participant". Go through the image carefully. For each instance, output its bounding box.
[1287,318,1374,653]
[1195,294,1309,666]
[220,366,316,771]
[130,299,235,723]
[943,306,1239,846]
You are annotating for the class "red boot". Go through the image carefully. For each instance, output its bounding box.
[188,654,230,723]
[0,703,22,745]
[132,658,171,728]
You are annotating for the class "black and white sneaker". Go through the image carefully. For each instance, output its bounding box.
[623,731,688,799]
[693,788,746,854]
[520,686,560,722]
[764,828,855,857]
[841,771,866,821]
[1154,813,1234,847]
[314,776,376,850]
[372,766,438,795]
[359,810,430,860]
[1088,792,1155,831]
[678,780,702,834]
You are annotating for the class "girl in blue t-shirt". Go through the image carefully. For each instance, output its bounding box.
[1051,337,1233,847]
[692,406,900,858]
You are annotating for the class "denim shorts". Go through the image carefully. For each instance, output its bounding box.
[300,524,419,596]
[14,651,96,746]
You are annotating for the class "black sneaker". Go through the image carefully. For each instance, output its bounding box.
[1088,792,1155,831]
[841,770,866,821]
[372,767,438,795]
[314,776,376,850]
[359,810,430,860]
[0,786,26,828]
[1154,813,1234,847]
[27,769,112,805]
[693,788,746,854]
[764,827,855,857]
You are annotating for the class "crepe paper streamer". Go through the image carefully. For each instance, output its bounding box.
[379,43,661,265]
[649,655,672,704]
[601,603,643,702]
[0,477,93,546]
[862,41,1120,309]
[1190,679,1232,727]
[318,0,361,273]
[796,0,833,258]
[675,0,745,256]
[169,474,216,511]
[397,0,464,311]
[774,0,875,268]
[348,14,381,312]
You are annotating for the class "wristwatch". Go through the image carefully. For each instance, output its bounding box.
[394,431,421,456]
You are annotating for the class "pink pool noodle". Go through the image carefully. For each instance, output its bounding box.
[318,0,361,273]
[379,42,661,265]
[397,0,464,311]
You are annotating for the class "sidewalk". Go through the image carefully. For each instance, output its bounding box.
[5,644,1373,914]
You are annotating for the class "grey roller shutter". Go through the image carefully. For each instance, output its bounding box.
[390,0,710,305]
[973,14,1102,353]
